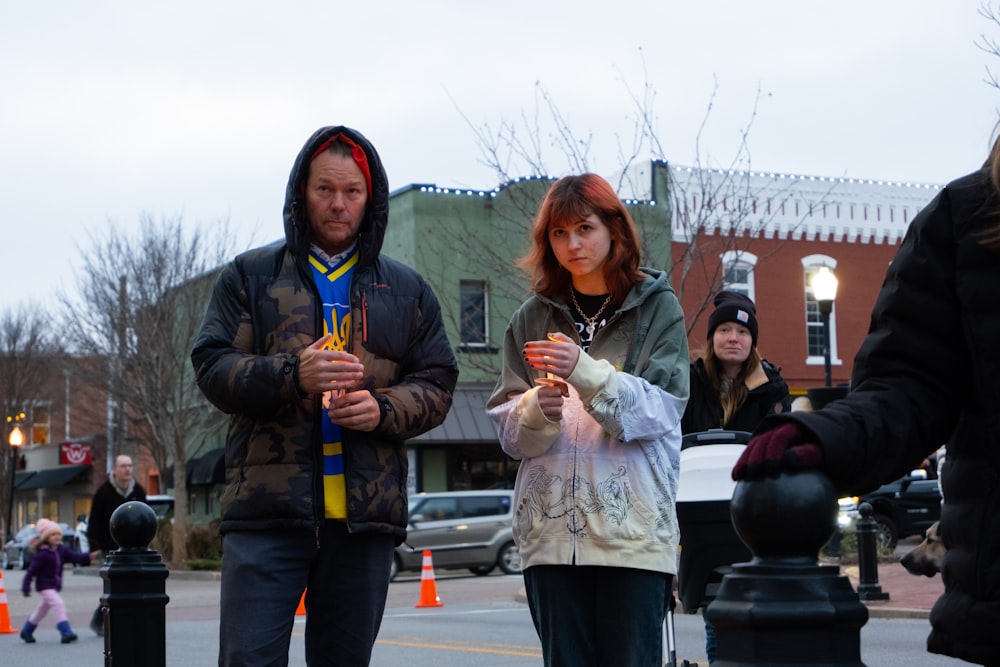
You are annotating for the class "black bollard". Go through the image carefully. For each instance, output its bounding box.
[707,470,869,666]
[99,501,170,667]
[855,502,889,601]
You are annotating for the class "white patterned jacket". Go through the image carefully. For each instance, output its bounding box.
[486,269,689,574]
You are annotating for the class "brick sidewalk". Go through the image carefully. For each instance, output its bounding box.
[841,560,943,619]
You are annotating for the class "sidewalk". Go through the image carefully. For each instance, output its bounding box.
[841,559,943,619]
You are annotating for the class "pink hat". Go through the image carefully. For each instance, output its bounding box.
[35,519,62,543]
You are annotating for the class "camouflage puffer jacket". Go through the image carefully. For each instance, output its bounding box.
[191,126,458,543]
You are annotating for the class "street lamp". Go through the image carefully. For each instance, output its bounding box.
[7,422,23,543]
[811,265,839,387]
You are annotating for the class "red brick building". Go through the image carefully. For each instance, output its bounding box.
[3,357,162,540]
[660,164,942,395]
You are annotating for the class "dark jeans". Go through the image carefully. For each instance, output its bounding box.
[704,610,717,664]
[219,521,394,667]
[523,564,671,667]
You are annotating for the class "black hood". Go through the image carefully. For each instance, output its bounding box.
[282,125,390,267]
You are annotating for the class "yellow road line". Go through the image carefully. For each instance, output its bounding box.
[376,638,542,658]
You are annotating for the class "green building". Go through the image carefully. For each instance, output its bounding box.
[383,164,673,493]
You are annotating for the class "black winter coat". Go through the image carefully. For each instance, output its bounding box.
[191,126,458,544]
[87,479,146,553]
[681,358,790,434]
[771,168,1000,664]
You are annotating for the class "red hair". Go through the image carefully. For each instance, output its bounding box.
[518,173,644,300]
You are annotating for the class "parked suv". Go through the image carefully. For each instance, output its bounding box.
[146,495,175,519]
[838,472,941,550]
[391,490,520,580]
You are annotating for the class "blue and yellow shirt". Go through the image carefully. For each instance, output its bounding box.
[309,246,358,519]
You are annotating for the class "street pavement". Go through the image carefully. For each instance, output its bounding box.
[0,540,941,624]
[0,537,943,663]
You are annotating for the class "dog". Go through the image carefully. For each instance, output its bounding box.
[900,520,945,577]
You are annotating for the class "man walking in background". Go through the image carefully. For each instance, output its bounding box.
[86,454,147,635]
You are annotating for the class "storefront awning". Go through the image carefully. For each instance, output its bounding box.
[188,448,225,485]
[15,464,89,491]
[163,448,226,489]
[409,384,498,443]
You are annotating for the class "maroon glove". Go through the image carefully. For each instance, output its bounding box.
[732,422,824,481]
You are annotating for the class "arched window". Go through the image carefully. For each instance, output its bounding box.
[802,255,840,367]
[721,251,758,300]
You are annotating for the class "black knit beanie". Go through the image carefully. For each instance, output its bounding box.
[707,291,759,347]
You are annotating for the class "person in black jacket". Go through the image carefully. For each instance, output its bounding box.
[191,126,458,667]
[733,133,1000,665]
[681,291,791,436]
[679,290,790,665]
[86,454,146,636]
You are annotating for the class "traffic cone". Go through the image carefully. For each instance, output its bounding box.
[296,590,306,616]
[0,570,18,634]
[414,550,443,608]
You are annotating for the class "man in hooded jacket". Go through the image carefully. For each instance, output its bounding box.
[191,125,458,666]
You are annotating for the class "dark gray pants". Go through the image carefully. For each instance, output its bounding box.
[524,564,671,667]
[219,522,394,667]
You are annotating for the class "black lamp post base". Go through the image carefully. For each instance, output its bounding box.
[709,560,869,667]
[715,469,870,665]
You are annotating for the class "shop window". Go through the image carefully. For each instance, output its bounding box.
[31,404,50,446]
[460,280,490,351]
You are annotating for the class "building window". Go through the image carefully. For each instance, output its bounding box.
[26,499,58,525]
[720,251,757,301]
[5,404,45,447]
[802,255,839,365]
[460,280,488,349]
[31,404,50,446]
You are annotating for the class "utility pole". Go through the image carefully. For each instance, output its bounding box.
[107,275,128,473]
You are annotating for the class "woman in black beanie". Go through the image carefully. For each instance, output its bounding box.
[682,290,790,434]
[678,290,791,664]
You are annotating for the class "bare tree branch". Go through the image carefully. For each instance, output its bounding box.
[977,1,1000,90]
[0,303,60,539]
[59,215,239,565]
[453,55,827,353]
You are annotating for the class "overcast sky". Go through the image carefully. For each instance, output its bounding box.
[2,1,998,314]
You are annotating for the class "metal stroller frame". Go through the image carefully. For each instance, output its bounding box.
[665,429,752,667]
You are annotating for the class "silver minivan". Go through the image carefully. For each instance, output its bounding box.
[391,490,521,580]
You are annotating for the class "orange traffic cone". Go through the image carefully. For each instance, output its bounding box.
[414,550,443,608]
[296,590,306,616]
[0,570,18,634]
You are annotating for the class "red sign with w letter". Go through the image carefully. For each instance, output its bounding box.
[60,442,92,465]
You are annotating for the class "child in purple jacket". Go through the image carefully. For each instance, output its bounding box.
[20,518,94,643]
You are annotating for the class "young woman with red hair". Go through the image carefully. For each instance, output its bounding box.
[488,173,690,667]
